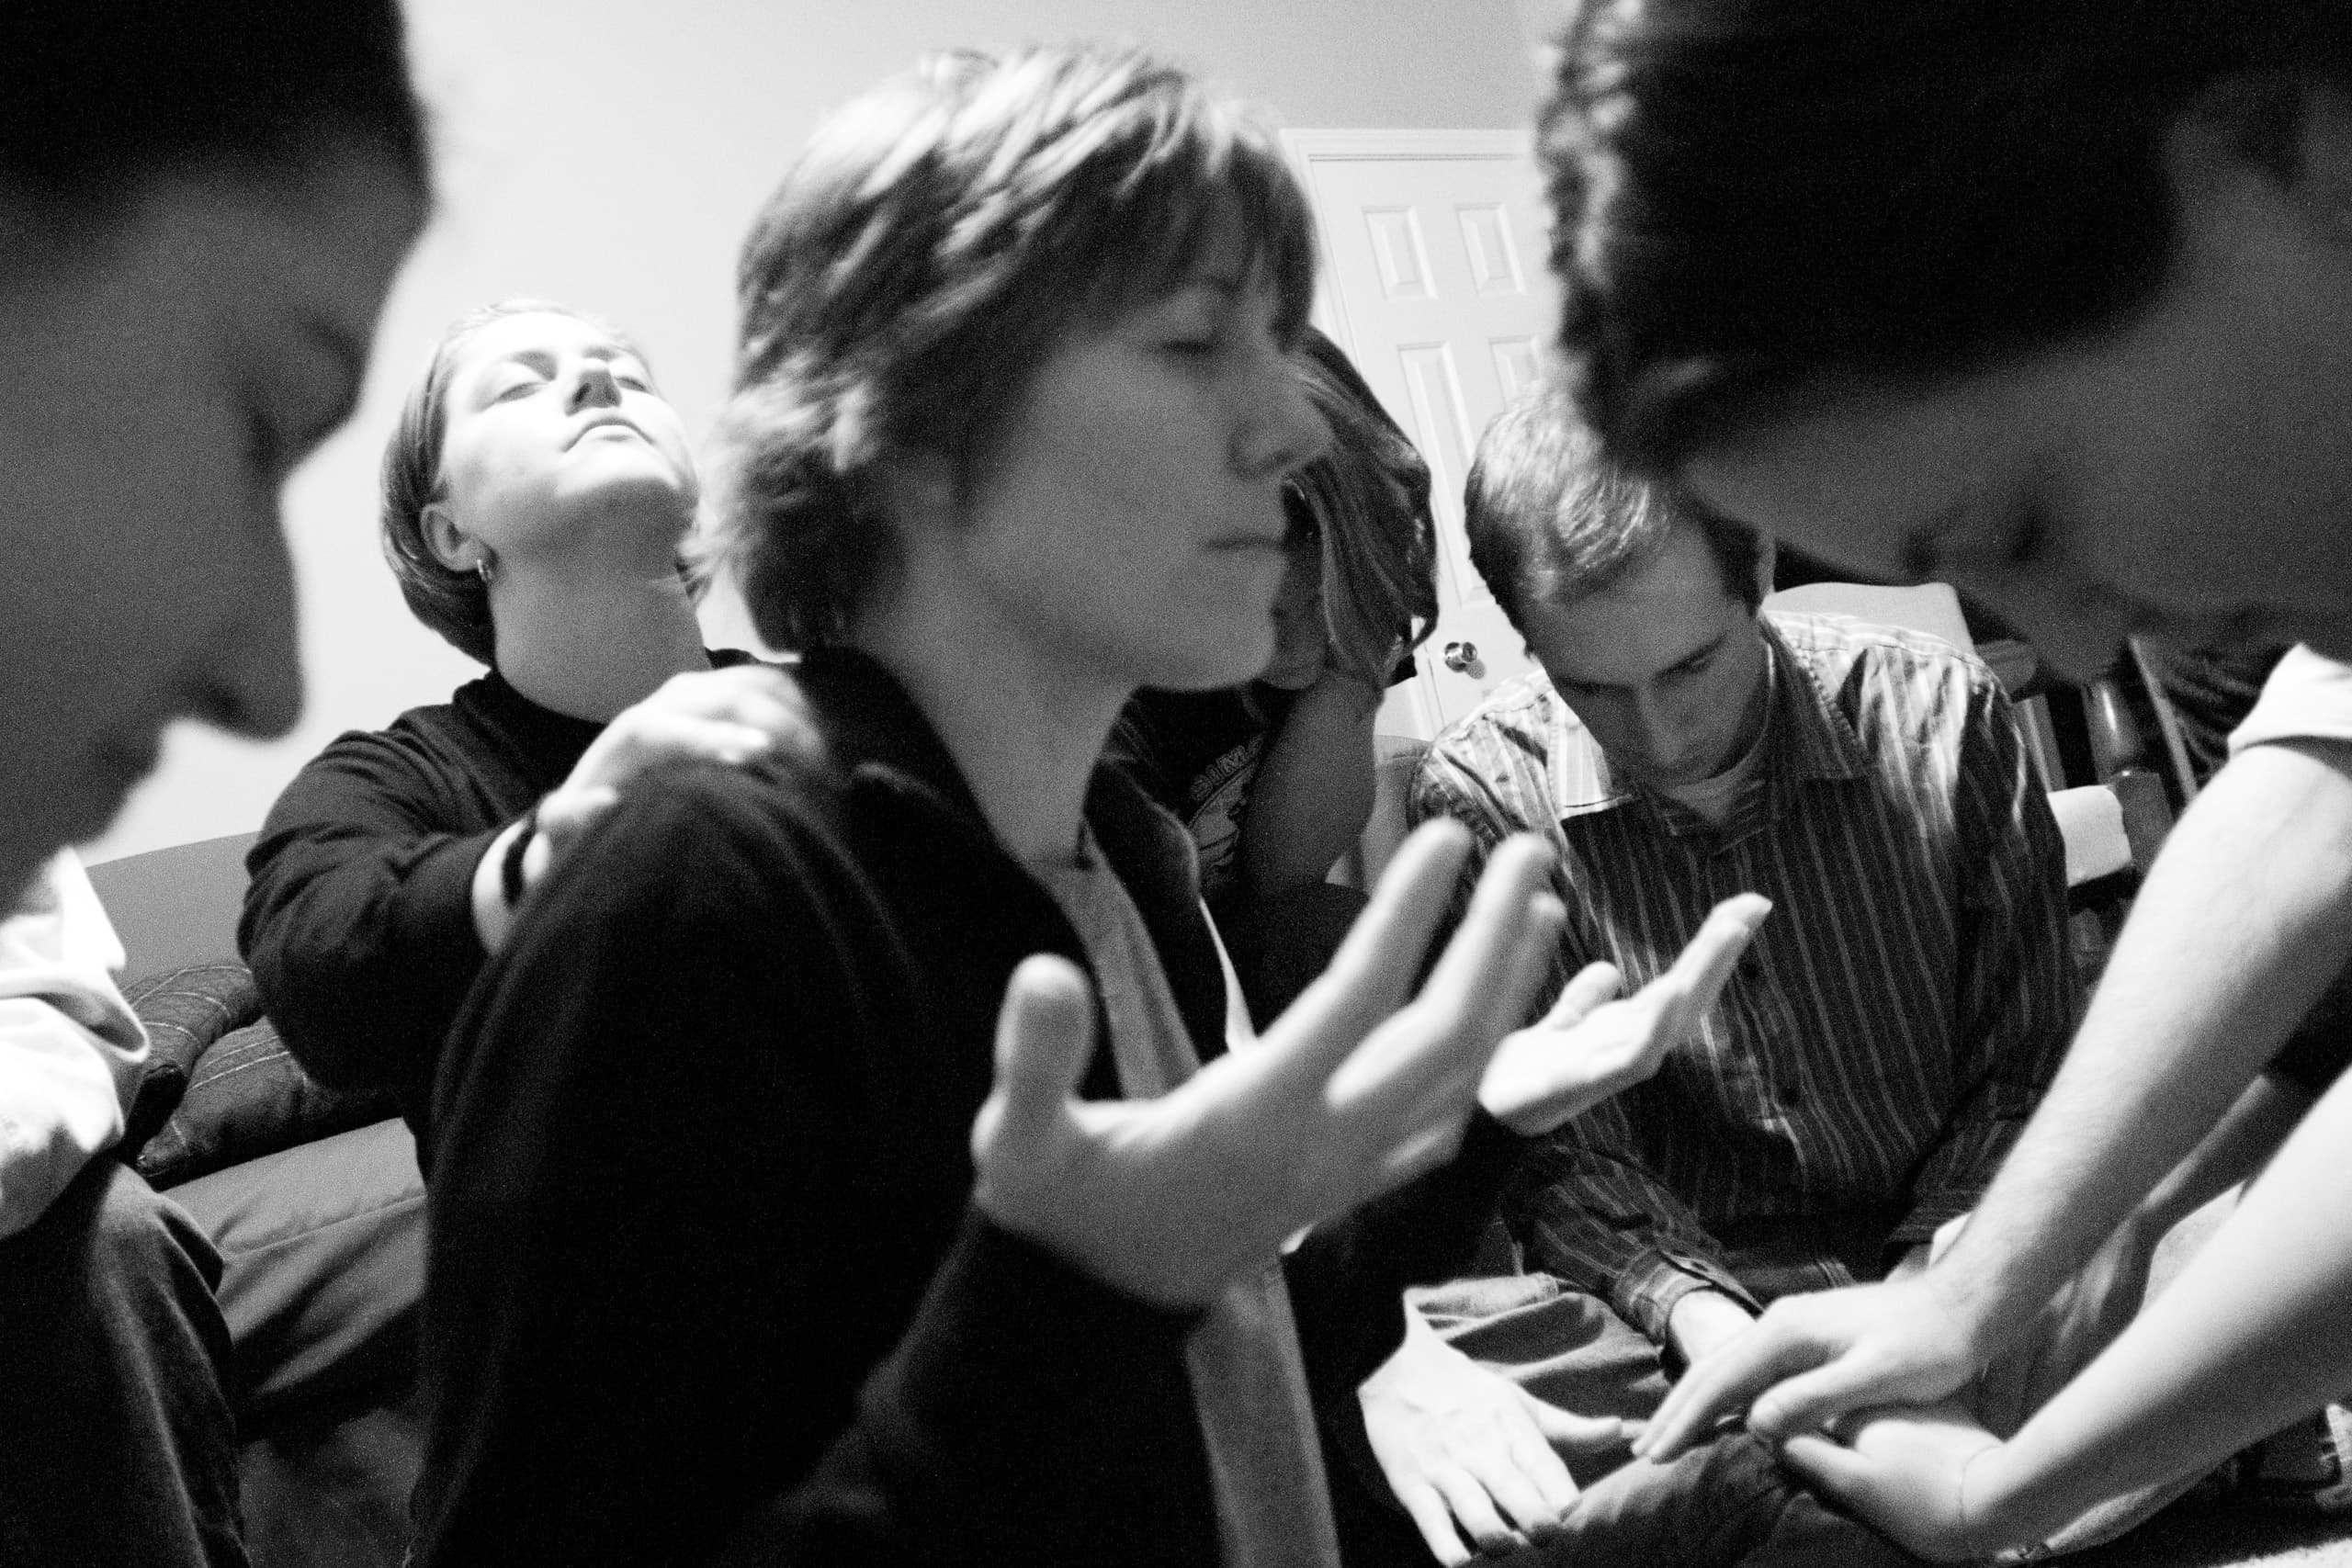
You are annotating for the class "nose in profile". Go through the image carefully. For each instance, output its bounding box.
[185,528,303,741]
[1237,352,1332,479]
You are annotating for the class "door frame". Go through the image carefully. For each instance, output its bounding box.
[1278,128,1546,739]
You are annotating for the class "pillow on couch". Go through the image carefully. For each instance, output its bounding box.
[124,963,401,1190]
[120,961,261,1155]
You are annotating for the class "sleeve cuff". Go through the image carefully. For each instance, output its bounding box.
[1621,1247,1758,1344]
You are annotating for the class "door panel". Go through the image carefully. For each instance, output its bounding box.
[1287,132,1560,736]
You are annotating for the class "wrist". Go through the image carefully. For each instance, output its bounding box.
[1956,1438,2039,1559]
[1917,1256,2010,1372]
[1667,1287,1753,1364]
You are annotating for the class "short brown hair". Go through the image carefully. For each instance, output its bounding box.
[708,45,1318,651]
[1464,382,1764,629]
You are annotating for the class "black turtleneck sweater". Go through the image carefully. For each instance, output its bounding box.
[238,652,758,1153]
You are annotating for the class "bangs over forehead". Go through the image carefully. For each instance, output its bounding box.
[715,44,1318,650]
[734,45,1316,416]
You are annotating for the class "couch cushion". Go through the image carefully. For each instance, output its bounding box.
[136,1013,401,1190]
[120,961,263,1156]
[168,1117,425,1426]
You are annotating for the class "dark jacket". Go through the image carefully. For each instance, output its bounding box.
[410,649,1512,1567]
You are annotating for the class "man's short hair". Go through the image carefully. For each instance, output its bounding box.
[1464,382,1764,632]
[1539,0,2352,470]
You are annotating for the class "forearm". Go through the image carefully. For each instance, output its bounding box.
[243,825,501,1090]
[1968,1061,2352,1551]
[1512,1162,1751,1342]
[2134,1072,2312,1239]
[1929,742,2352,1339]
[1240,671,1379,901]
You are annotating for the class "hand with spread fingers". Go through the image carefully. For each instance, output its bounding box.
[1778,1402,2007,1563]
[1359,1306,1634,1565]
[1477,890,1771,1138]
[970,822,1563,1309]
[1632,1275,1989,1463]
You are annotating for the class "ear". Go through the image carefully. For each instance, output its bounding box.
[420,502,481,574]
[2165,73,2352,245]
[1752,533,1779,604]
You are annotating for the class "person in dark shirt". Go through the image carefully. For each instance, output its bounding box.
[409,43,1769,1567]
[239,300,805,1153]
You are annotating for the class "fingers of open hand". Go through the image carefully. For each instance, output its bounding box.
[1391,1477,1477,1568]
[1544,960,1623,1029]
[1309,836,1556,1192]
[535,783,621,847]
[1740,1297,1976,1447]
[968,955,1095,1212]
[1775,1429,1969,1562]
[1295,819,1476,1044]
[1777,1430,1882,1516]
[649,664,808,729]
[1372,1409,1542,1562]
[575,708,778,795]
[1521,1392,1634,1461]
[1647,893,1772,1031]
[1363,1337,1579,1551]
[1781,1408,1996,1562]
[1414,835,1555,1029]
[1635,1303,1832,1460]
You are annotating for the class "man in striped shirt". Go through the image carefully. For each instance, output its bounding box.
[1363,389,2075,1554]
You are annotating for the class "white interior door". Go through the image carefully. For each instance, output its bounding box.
[1283,130,1559,738]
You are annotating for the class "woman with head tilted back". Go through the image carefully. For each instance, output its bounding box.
[410,44,1762,1568]
[0,2,425,1562]
[240,300,803,1158]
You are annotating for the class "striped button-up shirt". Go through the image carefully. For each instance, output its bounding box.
[1408,613,2075,1342]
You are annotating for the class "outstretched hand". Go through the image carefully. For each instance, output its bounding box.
[1359,1307,1632,1565]
[1633,1274,1987,1462]
[1779,1403,2006,1562]
[1478,894,1771,1136]
[970,821,1560,1309]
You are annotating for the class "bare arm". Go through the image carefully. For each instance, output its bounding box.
[1782,1060,2352,1560]
[1917,739,2352,1354]
[1238,669,1382,903]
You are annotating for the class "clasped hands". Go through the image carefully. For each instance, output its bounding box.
[1625,1218,2165,1562]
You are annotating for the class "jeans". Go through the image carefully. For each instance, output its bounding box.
[0,1159,246,1567]
[1385,1274,1909,1566]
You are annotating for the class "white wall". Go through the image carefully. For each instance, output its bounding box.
[86,0,1541,865]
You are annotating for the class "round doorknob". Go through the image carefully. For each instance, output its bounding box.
[1442,640,1479,673]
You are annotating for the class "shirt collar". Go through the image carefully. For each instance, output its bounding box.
[1546,612,1871,828]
